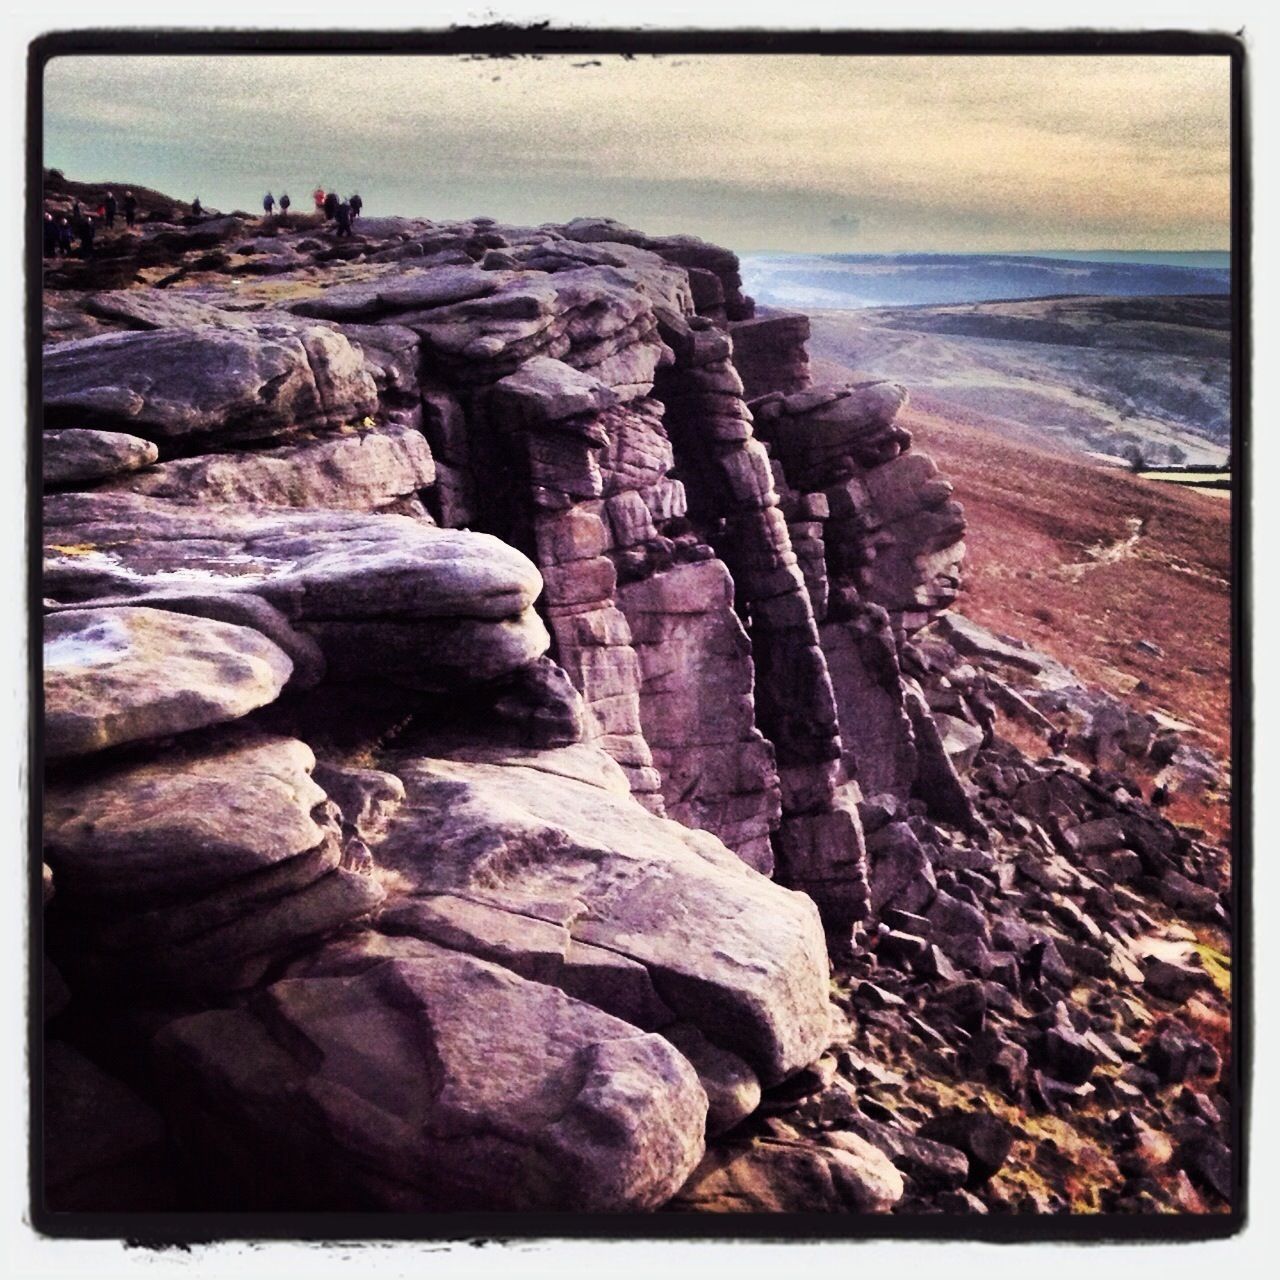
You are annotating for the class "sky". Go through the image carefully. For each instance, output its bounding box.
[42,53,1232,254]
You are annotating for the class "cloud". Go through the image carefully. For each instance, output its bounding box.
[41,52,1231,252]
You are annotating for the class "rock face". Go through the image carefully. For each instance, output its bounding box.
[39,191,1231,1219]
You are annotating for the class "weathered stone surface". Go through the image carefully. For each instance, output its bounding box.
[287,264,503,320]
[39,203,1232,1218]
[155,945,708,1210]
[85,287,256,331]
[671,1130,902,1212]
[731,310,812,399]
[73,842,342,956]
[820,609,918,798]
[146,867,385,991]
[105,425,435,511]
[619,561,782,870]
[753,381,910,490]
[918,1110,1015,1187]
[663,1023,762,1136]
[491,355,621,425]
[44,492,542,623]
[47,589,327,690]
[43,428,158,487]
[44,606,292,758]
[935,711,985,772]
[378,892,674,1030]
[371,744,832,1084]
[43,325,378,444]
[311,762,406,843]
[44,732,329,899]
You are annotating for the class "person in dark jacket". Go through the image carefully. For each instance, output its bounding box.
[57,217,74,256]
[43,212,58,257]
[279,192,291,214]
[103,191,116,229]
[334,200,353,237]
[191,197,203,218]
[79,214,96,257]
[323,190,339,221]
[349,192,363,220]
[123,191,137,227]
[263,191,275,216]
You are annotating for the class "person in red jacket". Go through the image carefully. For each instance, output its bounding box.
[312,185,326,212]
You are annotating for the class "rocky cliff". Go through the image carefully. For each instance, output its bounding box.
[38,190,1233,1217]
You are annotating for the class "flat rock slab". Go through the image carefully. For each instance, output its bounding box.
[44,491,542,623]
[104,424,436,511]
[372,742,832,1085]
[84,289,259,331]
[43,428,158,487]
[491,355,621,425]
[44,606,292,759]
[155,943,708,1210]
[43,324,377,444]
[934,612,1070,683]
[45,492,550,691]
[288,264,504,320]
[44,731,329,899]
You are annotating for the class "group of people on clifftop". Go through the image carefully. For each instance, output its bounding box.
[261,187,363,235]
[41,189,139,258]
[42,182,369,260]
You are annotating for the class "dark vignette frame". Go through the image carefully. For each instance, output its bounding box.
[24,23,1250,1248]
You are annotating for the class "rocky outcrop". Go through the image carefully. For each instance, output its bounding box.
[102,423,436,512]
[370,744,832,1084]
[43,324,378,446]
[39,192,1232,1218]
[157,943,710,1211]
[44,606,293,758]
[43,428,158,487]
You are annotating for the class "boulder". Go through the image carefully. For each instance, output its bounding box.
[43,428,158,487]
[671,1131,902,1212]
[662,1023,762,1136]
[84,288,255,331]
[44,732,331,899]
[155,944,708,1210]
[491,355,620,425]
[918,1109,1015,1187]
[44,606,292,759]
[287,264,503,320]
[43,325,377,444]
[371,743,832,1085]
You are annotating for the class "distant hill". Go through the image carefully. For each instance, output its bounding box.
[804,294,1231,467]
[740,251,1230,310]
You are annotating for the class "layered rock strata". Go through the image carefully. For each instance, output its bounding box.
[39,200,1231,1217]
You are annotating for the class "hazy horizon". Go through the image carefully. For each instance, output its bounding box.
[43,53,1231,254]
